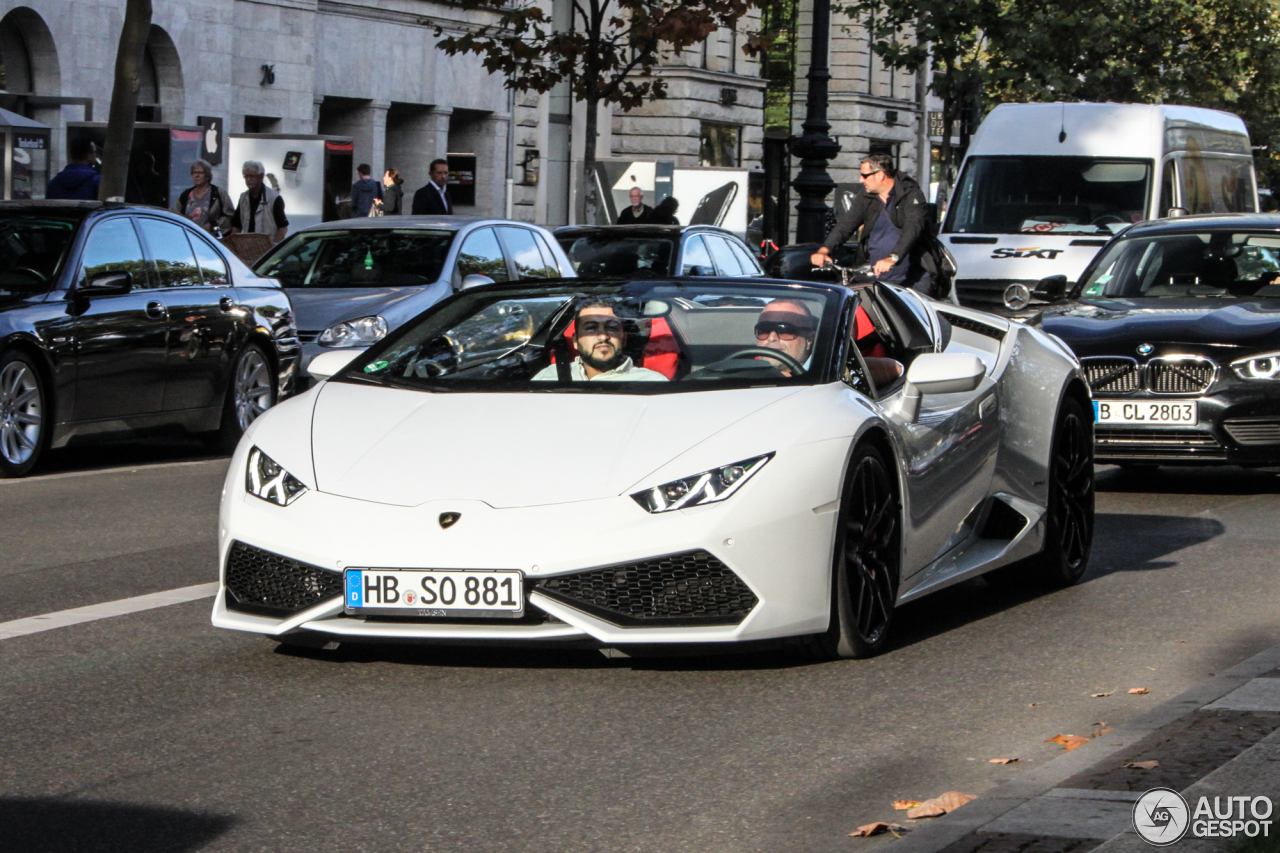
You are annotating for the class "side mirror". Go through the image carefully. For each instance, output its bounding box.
[78,270,133,298]
[893,353,985,423]
[1034,274,1069,302]
[1166,207,1190,218]
[308,349,362,381]
[461,274,496,290]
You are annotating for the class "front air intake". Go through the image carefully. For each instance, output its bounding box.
[224,541,343,617]
[535,550,758,627]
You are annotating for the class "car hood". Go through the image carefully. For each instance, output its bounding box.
[286,286,447,334]
[1039,297,1280,356]
[309,381,801,507]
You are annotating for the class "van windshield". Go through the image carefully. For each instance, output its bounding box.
[945,156,1152,236]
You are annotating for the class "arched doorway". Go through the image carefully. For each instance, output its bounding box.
[0,7,60,99]
[139,25,183,123]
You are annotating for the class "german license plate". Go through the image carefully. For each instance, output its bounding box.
[344,569,523,618]
[1093,400,1197,426]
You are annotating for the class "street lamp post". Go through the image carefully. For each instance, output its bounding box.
[790,0,841,244]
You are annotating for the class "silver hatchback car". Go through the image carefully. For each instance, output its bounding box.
[254,216,575,377]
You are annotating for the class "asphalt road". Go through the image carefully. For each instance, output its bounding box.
[2,449,1279,853]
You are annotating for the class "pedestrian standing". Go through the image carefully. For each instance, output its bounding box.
[46,138,101,200]
[172,159,234,236]
[381,168,405,215]
[652,196,680,225]
[229,160,289,244]
[351,163,383,218]
[617,187,653,224]
[411,159,453,215]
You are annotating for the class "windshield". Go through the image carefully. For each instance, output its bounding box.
[945,156,1152,236]
[0,214,78,299]
[557,234,675,278]
[336,281,841,394]
[255,229,454,288]
[1080,231,1280,299]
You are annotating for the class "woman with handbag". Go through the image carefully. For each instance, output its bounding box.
[379,168,405,215]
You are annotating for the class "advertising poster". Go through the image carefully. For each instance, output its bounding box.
[227,136,328,234]
[672,169,749,239]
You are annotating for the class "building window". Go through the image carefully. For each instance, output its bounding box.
[760,0,798,135]
[868,140,900,170]
[700,123,740,167]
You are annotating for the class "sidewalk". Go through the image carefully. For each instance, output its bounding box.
[888,641,1280,853]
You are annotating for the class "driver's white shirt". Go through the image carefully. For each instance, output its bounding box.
[533,356,667,382]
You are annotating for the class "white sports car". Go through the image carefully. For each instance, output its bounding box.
[212,276,1094,658]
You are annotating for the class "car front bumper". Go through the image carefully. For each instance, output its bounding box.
[1093,388,1280,466]
[212,440,846,646]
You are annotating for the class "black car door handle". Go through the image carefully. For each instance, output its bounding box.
[219,296,234,312]
[145,301,167,320]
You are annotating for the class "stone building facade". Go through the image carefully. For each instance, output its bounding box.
[2,0,927,241]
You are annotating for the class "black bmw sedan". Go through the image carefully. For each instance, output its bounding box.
[0,200,299,477]
[1037,213,1280,467]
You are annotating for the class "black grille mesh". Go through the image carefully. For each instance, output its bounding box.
[1149,358,1215,394]
[1082,358,1140,394]
[1224,418,1280,446]
[224,541,343,616]
[535,550,757,626]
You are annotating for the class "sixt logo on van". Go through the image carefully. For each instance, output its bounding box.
[991,247,1065,260]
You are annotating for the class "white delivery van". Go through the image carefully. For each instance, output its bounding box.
[942,102,1257,315]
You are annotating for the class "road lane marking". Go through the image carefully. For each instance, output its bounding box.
[0,583,218,640]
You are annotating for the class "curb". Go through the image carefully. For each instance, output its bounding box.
[887,640,1280,853]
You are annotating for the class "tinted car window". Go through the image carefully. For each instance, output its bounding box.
[0,214,78,297]
[456,228,509,282]
[501,227,552,279]
[706,236,745,275]
[1081,231,1280,298]
[80,218,150,289]
[729,239,761,275]
[681,235,713,274]
[190,233,229,286]
[534,232,562,277]
[256,229,454,288]
[557,234,673,277]
[137,218,203,287]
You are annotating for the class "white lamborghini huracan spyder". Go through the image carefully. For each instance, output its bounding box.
[213,276,1094,658]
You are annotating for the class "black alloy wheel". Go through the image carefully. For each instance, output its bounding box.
[812,442,902,659]
[0,349,49,478]
[1038,396,1095,585]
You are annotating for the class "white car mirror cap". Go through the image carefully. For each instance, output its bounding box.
[308,349,362,381]
[461,274,496,290]
[906,353,985,395]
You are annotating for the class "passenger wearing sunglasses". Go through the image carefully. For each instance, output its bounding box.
[810,153,946,298]
[533,300,668,382]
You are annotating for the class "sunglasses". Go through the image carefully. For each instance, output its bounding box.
[858,169,884,180]
[578,320,625,337]
[755,321,814,342]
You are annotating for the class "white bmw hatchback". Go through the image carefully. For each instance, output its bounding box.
[213,277,1094,658]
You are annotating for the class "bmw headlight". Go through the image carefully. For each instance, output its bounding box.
[631,453,773,513]
[318,315,388,347]
[1231,352,1280,380]
[245,447,308,506]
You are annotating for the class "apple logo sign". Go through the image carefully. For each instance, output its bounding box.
[205,121,219,155]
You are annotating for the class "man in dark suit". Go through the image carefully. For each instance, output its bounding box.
[412,159,452,215]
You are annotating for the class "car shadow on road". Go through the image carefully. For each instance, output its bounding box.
[1097,464,1280,495]
[0,797,235,852]
[35,436,226,477]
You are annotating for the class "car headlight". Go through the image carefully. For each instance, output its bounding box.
[318,315,388,347]
[245,447,308,506]
[1231,352,1280,380]
[631,453,773,513]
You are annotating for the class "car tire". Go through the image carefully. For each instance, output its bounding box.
[994,396,1094,589]
[211,343,276,454]
[808,441,902,660]
[0,349,49,479]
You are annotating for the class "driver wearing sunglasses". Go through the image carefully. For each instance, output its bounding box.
[753,299,818,377]
[533,300,668,382]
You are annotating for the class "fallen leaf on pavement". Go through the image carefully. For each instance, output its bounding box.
[906,791,975,820]
[1091,691,1115,698]
[848,822,906,837]
[1028,702,1039,707]
[988,758,1019,764]
[1095,728,1113,736]
[1176,639,1187,643]
[1092,721,1107,727]
[1046,735,1091,752]
[892,800,922,810]
[1128,688,1150,695]
[1124,760,1161,770]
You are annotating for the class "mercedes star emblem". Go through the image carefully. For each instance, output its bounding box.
[1137,343,1154,357]
[1003,283,1032,311]
[438,512,461,529]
